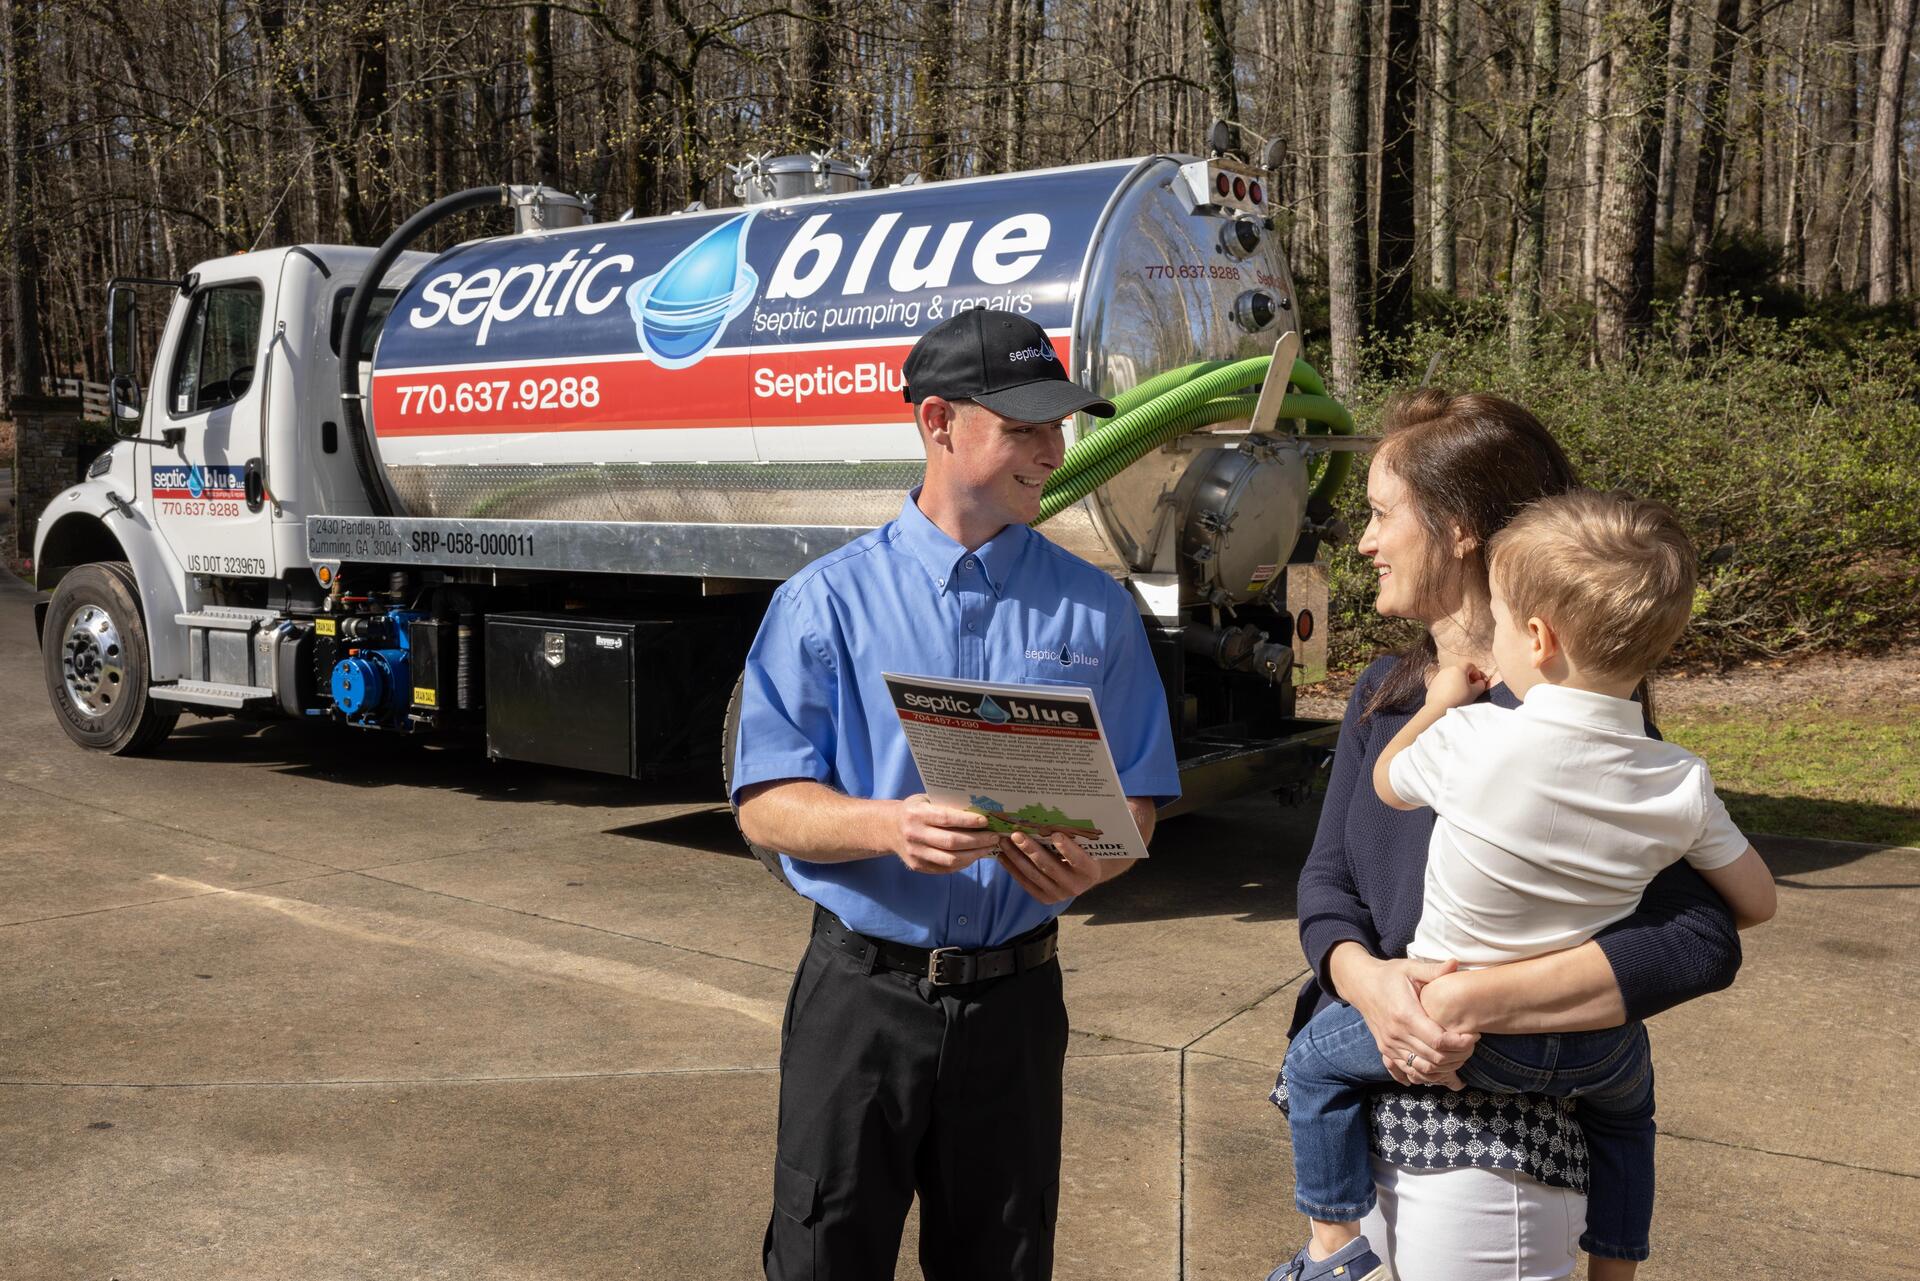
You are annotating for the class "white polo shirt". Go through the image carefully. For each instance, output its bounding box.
[1389,684,1751,966]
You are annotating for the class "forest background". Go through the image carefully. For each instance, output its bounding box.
[2,0,1917,666]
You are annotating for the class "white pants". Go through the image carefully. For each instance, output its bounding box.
[1358,1158,1586,1281]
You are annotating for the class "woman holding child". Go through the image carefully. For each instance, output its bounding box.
[1269,391,1765,1281]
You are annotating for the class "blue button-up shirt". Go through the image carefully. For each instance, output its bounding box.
[732,489,1181,947]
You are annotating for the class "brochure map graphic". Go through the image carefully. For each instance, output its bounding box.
[969,796,1103,841]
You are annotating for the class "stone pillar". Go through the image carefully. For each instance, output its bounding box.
[7,392,86,565]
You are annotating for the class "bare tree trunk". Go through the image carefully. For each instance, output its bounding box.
[1510,0,1561,356]
[1737,0,1766,228]
[980,0,1011,169]
[1006,0,1041,169]
[1655,0,1691,240]
[1677,0,1741,336]
[1870,0,1917,304]
[1376,0,1418,334]
[1327,0,1370,392]
[4,0,44,401]
[524,3,558,183]
[1432,0,1458,292]
[1192,0,1240,149]
[1594,0,1671,365]
[913,0,955,178]
[1779,0,1816,283]
[1806,0,1856,293]
[792,0,834,152]
[624,0,659,215]
[1583,0,1612,301]
[1287,0,1321,272]
[431,82,454,204]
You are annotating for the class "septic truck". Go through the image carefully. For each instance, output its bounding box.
[31,145,1363,854]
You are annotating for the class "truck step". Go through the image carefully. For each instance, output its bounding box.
[173,606,283,631]
[150,680,276,709]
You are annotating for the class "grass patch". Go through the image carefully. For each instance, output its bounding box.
[1662,709,1920,847]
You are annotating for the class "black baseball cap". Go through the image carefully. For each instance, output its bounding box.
[902,309,1116,422]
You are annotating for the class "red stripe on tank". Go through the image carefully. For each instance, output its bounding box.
[368,337,1073,436]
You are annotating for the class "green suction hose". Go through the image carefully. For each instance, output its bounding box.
[1035,354,1355,526]
[1049,354,1273,492]
[1273,357,1355,502]
[1107,359,1231,416]
[1037,393,1256,524]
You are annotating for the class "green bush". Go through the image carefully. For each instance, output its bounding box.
[1311,300,1920,668]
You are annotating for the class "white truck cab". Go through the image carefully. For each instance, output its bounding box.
[34,246,425,749]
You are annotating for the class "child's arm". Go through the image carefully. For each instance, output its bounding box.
[1372,664,1490,811]
[1695,845,1776,929]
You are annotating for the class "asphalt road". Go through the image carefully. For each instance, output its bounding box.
[2,568,1914,1278]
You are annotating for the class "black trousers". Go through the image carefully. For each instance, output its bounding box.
[763,924,1069,1281]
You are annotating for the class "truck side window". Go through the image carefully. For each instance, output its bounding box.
[169,283,264,417]
[330,287,397,360]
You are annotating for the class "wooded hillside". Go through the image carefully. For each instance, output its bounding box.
[3,0,1916,392]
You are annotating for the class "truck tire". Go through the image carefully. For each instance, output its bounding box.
[720,671,795,892]
[42,562,179,755]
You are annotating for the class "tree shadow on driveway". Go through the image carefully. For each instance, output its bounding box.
[162,715,725,812]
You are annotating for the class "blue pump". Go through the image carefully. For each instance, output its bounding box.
[328,610,423,726]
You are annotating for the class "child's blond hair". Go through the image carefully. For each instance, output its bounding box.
[1487,489,1697,680]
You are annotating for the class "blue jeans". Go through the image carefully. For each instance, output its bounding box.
[1282,1002,1655,1262]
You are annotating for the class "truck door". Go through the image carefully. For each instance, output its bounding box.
[148,278,277,579]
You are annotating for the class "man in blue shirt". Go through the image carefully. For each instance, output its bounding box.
[734,308,1180,1280]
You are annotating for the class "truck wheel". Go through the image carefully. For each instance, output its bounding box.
[721,671,794,892]
[42,562,179,755]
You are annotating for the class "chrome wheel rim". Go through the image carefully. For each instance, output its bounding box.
[61,604,126,718]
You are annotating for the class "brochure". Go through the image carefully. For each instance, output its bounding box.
[881,672,1148,860]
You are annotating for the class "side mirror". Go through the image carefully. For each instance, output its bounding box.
[109,374,144,438]
[107,284,139,380]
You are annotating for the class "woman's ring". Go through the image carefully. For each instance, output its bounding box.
[1405,1051,1420,1068]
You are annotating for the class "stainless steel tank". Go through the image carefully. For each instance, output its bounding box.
[365,154,1301,580]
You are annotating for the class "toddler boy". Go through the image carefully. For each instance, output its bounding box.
[1272,490,1777,1281]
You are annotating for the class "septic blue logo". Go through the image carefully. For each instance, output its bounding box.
[626,212,759,369]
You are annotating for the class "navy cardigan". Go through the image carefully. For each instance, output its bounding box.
[1283,657,1744,1189]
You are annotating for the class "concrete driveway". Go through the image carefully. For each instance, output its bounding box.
[2,569,1914,1278]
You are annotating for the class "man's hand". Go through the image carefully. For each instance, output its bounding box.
[994,831,1118,904]
[1425,663,1490,710]
[891,794,1002,874]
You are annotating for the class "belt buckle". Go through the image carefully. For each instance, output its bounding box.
[927,946,970,986]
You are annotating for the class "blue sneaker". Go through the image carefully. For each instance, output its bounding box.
[1265,1235,1387,1281]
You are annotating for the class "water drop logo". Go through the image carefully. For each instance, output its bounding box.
[626,212,759,370]
[186,466,205,499]
[976,697,1011,724]
[1057,643,1073,667]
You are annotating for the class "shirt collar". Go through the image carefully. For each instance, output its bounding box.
[890,487,1030,598]
[1517,683,1647,734]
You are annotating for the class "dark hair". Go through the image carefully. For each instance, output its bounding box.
[1362,389,1578,718]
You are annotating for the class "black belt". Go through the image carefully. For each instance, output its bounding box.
[811,905,1059,986]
